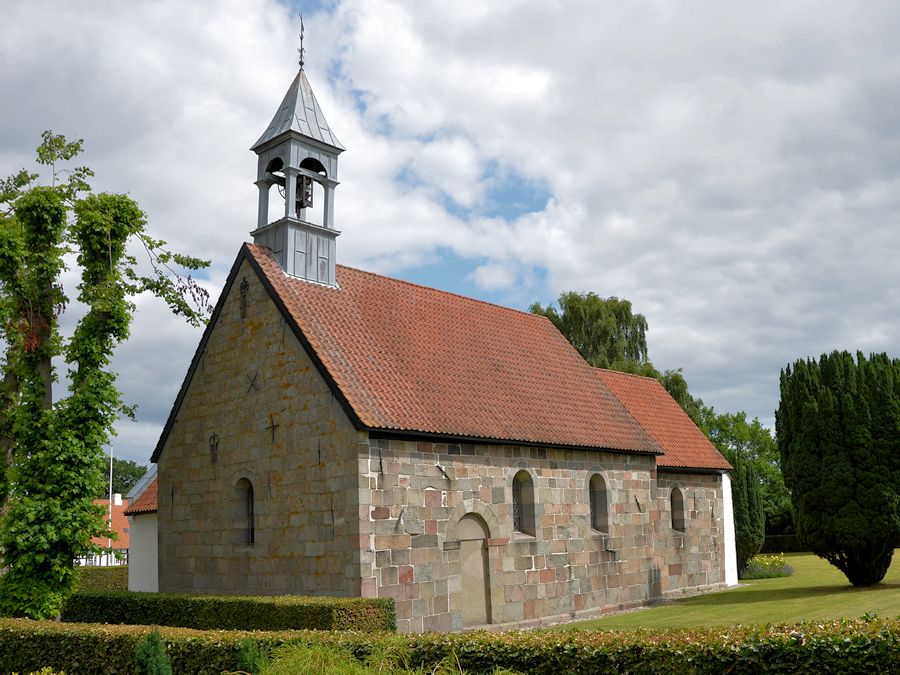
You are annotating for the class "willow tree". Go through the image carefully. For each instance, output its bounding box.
[530,292,648,369]
[530,293,707,424]
[776,351,900,586]
[0,132,210,618]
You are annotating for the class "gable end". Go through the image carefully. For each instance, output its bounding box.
[150,244,365,463]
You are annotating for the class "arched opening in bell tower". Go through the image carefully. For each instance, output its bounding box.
[261,156,330,228]
[263,158,285,224]
[298,157,327,227]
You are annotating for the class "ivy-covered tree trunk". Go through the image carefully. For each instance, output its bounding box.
[0,188,90,618]
[0,133,210,618]
[777,351,900,587]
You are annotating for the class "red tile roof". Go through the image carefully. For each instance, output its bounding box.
[92,498,130,549]
[124,478,157,515]
[245,243,660,453]
[594,369,732,471]
[154,243,734,470]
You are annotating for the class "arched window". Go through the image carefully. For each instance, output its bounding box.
[236,478,255,545]
[671,486,686,532]
[589,474,609,534]
[299,157,327,177]
[512,470,535,536]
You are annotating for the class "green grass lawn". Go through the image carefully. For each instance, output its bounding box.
[558,550,900,631]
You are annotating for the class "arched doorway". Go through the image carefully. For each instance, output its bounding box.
[456,513,491,627]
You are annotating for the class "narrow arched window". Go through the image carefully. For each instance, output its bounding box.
[671,486,686,532]
[512,470,535,536]
[236,478,255,545]
[589,474,609,534]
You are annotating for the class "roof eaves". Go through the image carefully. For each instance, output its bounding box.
[368,428,663,456]
[123,504,156,516]
[657,464,731,475]
[593,368,733,472]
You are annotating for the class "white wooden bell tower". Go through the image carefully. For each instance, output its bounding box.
[250,51,344,286]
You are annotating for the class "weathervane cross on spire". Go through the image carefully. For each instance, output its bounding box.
[297,12,305,69]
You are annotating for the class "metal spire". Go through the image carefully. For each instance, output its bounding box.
[297,13,305,69]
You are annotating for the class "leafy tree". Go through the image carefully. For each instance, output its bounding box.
[530,292,707,422]
[0,132,210,618]
[97,458,149,498]
[776,351,900,586]
[715,447,765,575]
[530,292,648,368]
[700,409,776,573]
[700,408,793,535]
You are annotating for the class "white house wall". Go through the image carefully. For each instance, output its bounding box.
[128,513,158,592]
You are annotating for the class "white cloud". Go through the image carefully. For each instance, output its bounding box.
[466,263,515,292]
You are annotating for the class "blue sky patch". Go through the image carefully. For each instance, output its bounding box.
[480,161,551,219]
[396,248,491,300]
[395,248,550,312]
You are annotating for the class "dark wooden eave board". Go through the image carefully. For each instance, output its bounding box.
[657,465,728,476]
[368,428,663,457]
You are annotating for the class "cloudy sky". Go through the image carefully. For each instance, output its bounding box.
[2,0,899,465]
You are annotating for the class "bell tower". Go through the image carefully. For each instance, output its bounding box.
[250,24,344,286]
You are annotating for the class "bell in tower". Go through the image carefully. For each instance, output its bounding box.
[297,174,313,212]
[249,18,344,286]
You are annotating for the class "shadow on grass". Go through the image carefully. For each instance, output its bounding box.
[678,581,900,607]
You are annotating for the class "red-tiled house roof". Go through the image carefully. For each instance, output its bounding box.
[594,369,732,471]
[153,243,731,473]
[124,478,158,515]
[154,244,660,461]
[92,499,130,550]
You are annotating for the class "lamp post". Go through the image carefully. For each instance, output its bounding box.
[107,446,113,565]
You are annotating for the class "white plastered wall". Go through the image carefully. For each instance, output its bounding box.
[721,472,738,585]
[127,513,159,592]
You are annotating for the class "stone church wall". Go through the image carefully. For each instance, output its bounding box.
[155,259,727,628]
[157,260,368,597]
[655,472,727,597]
[358,438,727,633]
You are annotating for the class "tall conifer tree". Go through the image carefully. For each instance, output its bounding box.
[777,351,900,586]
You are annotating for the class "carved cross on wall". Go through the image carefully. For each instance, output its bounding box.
[246,370,260,393]
[265,412,279,442]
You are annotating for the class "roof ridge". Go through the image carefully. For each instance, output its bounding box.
[333,261,552,324]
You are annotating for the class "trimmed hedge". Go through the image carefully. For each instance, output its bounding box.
[74,566,129,592]
[1,617,899,674]
[60,591,395,632]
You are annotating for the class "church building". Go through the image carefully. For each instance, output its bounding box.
[151,56,737,633]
